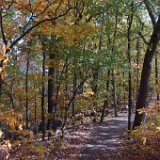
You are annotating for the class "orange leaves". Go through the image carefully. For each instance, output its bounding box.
[137,108,147,114]
[0,44,7,61]
[46,113,55,120]
[0,44,10,80]
[16,130,33,139]
[0,109,23,131]
[137,102,160,115]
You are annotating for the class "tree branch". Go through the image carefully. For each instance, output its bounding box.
[138,32,149,45]
[62,76,89,127]
[0,9,7,45]
[9,7,72,49]
[144,0,156,27]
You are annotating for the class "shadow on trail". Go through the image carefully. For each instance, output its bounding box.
[78,113,132,160]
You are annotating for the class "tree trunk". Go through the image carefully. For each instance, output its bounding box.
[65,62,69,102]
[136,36,141,98]
[123,72,126,105]
[110,9,118,117]
[133,16,160,128]
[72,73,77,117]
[127,11,133,131]
[92,69,99,111]
[0,75,2,100]
[155,52,159,101]
[111,69,118,117]
[100,70,110,122]
[41,48,46,141]
[25,50,30,129]
[48,51,56,130]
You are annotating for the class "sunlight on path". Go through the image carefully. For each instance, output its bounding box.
[76,112,134,160]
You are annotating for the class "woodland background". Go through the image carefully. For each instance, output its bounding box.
[0,0,160,159]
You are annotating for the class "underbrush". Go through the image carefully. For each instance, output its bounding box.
[116,102,160,160]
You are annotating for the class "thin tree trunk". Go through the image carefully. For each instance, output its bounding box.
[25,50,30,129]
[110,9,118,117]
[93,69,99,112]
[100,70,110,122]
[111,69,118,117]
[41,48,46,141]
[34,81,38,136]
[127,9,134,131]
[123,72,126,105]
[62,77,88,128]
[155,52,159,101]
[65,62,69,101]
[72,73,77,117]
[136,36,140,98]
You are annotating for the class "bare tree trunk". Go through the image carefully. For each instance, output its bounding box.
[100,70,110,122]
[33,81,38,136]
[155,52,159,101]
[25,50,30,129]
[62,77,88,128]
[136,36,141,98]
[65,62,69,102]
[48,51,56,129]
[127,7,134,131]
[72,73,77,117]
[92,69,99,112]
[123,72,126,105]
[111,69,117,117]
[110,9,118,117]
[41,47,46,141]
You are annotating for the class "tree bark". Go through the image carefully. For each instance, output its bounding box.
[133,16,160,128]
[100,70,110,122]
[72,73,77,117]
[136,36,141,98]
[25,49,30,129]
[155,52,159,101]
[41,47,46,141]
[127,8,134,131]
[48,51,56,129]
[92,68,99,111]
[111,69,118,117]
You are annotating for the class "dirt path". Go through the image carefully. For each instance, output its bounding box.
[64,112,134,160]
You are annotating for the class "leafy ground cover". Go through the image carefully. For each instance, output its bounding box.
[8,102,160,160]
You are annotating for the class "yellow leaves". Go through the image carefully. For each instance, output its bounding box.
[0,44,10,80]
[16,130,33,138]
[52,23,97,46]
[45,59,60,68]
[0,109,23,131]
[81,90,94,98]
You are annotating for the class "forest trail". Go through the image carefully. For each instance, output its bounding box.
[63,112,134,160]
